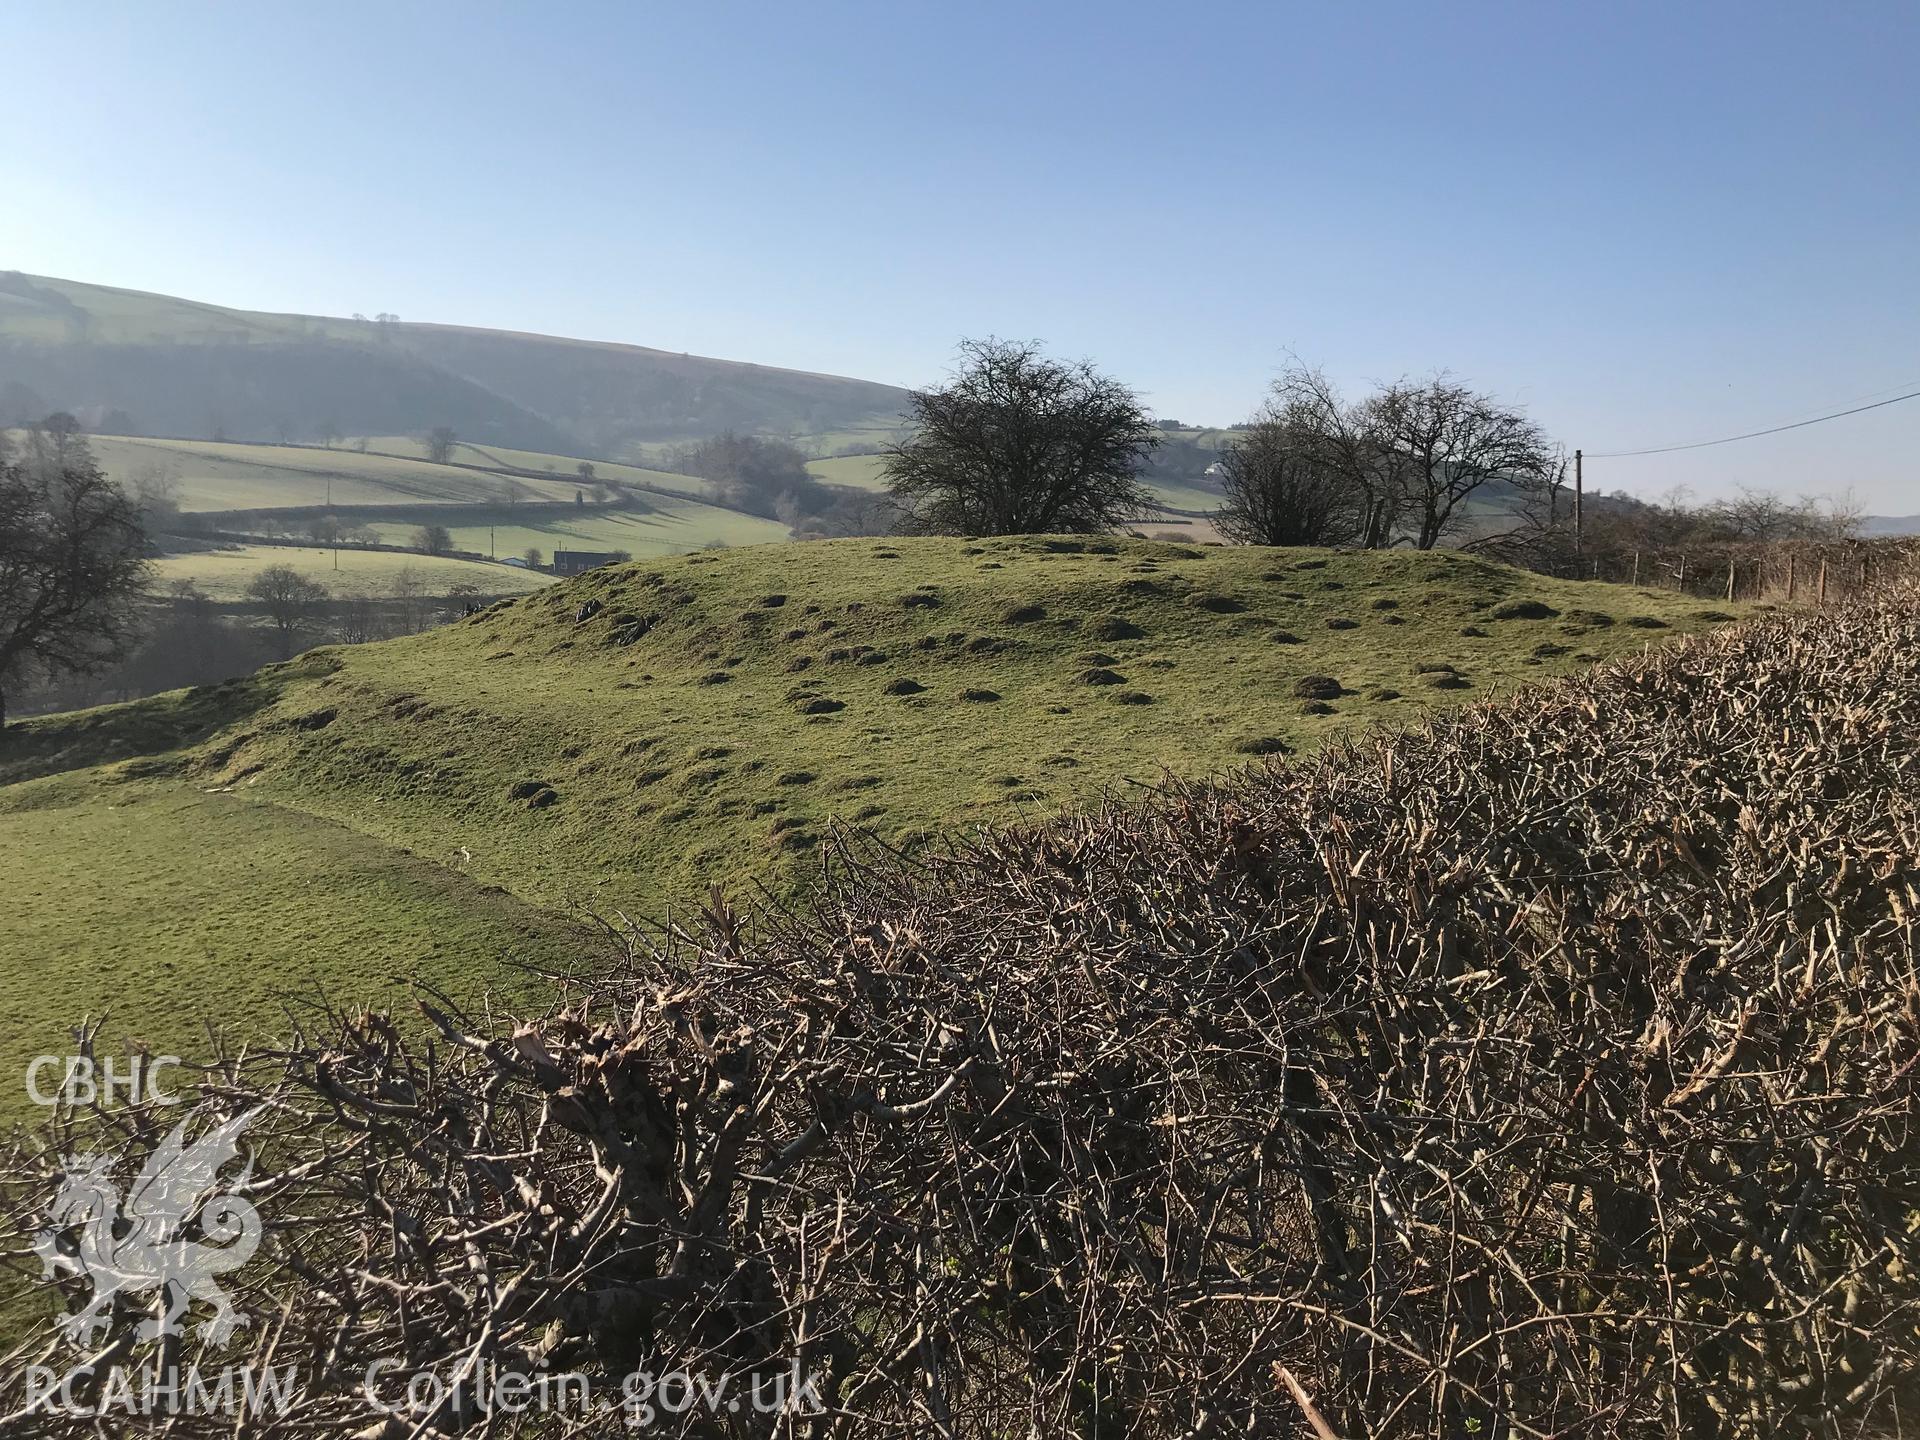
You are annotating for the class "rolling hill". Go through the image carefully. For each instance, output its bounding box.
[0,536,1745,1120]
[0,271,909,455]
[75,433,794,596]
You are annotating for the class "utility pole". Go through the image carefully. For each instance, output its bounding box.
[1572,449,1583,557]
[328,477,337,570]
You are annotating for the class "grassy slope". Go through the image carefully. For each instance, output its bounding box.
[0,275,337,344]
[0,785,577,1087]
[89,435,588,511]
[358,436,712,496]
[149,544,555,600]
[804,454,891,491]
[1,274,910,453]
[804,452,1228,520]
[0,538,1745,1117]
[364,504,789,560]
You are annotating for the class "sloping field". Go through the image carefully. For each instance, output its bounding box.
[0,539,1743,1115]
[0,784,580,1101]
[0,272,912,452]
[88,435,586,510]
[804,453,891,491]
[803,450,1228,520]
[363,501,790,559]
[356,435,711,496]
[148,543,553,600]
[77,434,793,558]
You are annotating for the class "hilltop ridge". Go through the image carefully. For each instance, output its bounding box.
[0,271,909,455]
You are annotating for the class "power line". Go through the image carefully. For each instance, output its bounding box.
[1590,386,1920,458]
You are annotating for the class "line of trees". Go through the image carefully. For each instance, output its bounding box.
[877,343,1565,549]
[665,432,898,538]
[1215,366,1561,550]
[878,343,1862,563]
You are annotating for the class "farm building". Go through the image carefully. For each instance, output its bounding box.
[552,550,624,576]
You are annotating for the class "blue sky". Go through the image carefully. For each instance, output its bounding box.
[3,0,1915,510]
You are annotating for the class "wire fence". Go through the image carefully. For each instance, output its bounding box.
[1538,535,1920,604]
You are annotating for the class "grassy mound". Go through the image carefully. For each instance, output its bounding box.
[0,537,1741,1113]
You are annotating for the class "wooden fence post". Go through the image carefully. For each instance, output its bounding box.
[1677,554,1687,592]
[1818,558,1829,604]
[1786,554,1796,601]
[1726,562,1737,602]
[1631,550,1641,587]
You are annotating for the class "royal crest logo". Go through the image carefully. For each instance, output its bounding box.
[32,1109,263,1346]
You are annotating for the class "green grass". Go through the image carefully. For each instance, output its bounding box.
[801,450,1226,523]
[73,433,793,562]
[358,436,711,496]
[0,275,351,345]
[150,544,555,600]
[0,780,588,1099]
[88,435,590,511]
[1140,476,1227,513]
[1,537,1748,1122]
[805,453,891,491]
[365,501,789,560]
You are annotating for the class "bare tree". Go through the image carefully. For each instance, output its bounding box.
[424,426,458,466]
[443,579,482,617]
[522,546,544,569]
[130,464,183,537]
[883,338,1158,535]
[1366,375,1558,549]
[0,455,150,730]
[1268,367,1406,548]
[412,523,454,556]
[19,412,91,479]
[338,593,383,644]
[1215,404,1361,547]
[244,564,329,660]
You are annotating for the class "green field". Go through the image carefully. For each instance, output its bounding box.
[803,451,1229,522]
[357,436,714,496]
[1142,476,1228,513]
[1,538,1746,1119]
[88,435,588,511]
[804,453,892,491]
[364,501,789,560]
[69,433,797,561]
[0,783,579,1088]
[150,543,554,600]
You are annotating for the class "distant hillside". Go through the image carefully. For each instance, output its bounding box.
[1864,513,1920,537]
[0,271,909,455]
